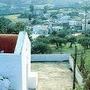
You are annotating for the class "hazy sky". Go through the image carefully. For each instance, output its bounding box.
[49,0,81,3]
[0,0,83,5]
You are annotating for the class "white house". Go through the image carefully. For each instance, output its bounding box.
[33,5,44,16]
[32,25,49,39]
[69,20,82,31]
[82,19,90,31]
[0,31,38,90]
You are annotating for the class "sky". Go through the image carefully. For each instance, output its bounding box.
[48,0,81,3]
[0,0,85,6]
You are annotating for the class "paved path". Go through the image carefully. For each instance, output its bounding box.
[31,62,73,90]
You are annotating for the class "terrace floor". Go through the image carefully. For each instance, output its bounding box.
[31,62,73,90]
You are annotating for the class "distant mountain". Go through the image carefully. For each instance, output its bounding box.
[0,0,31,5]
[30,0,81,8]
[0,0,31,15]
[0,0,81,7]
[0,0,81,15]
[31,0,48,5]
[51,0,81,8]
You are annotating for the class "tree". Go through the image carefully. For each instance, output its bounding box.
[67,36,76,48]
[49,36,65,48]
[0,17,12,33]
[19,13,29,18]
[68,11,79,17]
[57,31,67,38]
[49,36,59,48]
[36,35,49,44]
[79,49,87,77]
[78,37,90,49]
[49,30,68,48]
[84,29,90,37]
[7,22,26,34]
[51,31,57,36]
[31,41,51,54]
[51,30,68,38]
[25,26,32,40]
[50,12,57,19]
[84,74,90,90]
[0,17,26,34]
[7,22,16,33]
[14,22,26,34]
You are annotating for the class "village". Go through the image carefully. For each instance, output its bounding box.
[0,0,90,90]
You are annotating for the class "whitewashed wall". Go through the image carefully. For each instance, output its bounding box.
[0,31,31,90]
[0,54,22,90]
[21,32,31,90]
[69,56,83,85]
[31,54,69,61]
[15,31,31,90]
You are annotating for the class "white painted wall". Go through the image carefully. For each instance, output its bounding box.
[0,54,22,90]
[69,56,83,85]
[31,54,69,61]
[0,31,31,90]
[21,32,31,90]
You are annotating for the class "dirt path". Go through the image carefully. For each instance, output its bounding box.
[31,62,73,90]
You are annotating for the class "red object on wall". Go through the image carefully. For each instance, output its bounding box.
[0,34,18,53]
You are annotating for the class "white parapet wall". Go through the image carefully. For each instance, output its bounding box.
[28,72,38,89]
[0,54,22,90]
[0,31,32,90]
[69,56,83,85]
[31,54,69,62]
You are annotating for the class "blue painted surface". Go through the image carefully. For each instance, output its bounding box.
[31,54,69,62]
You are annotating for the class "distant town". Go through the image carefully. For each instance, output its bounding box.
[0,0,90,89]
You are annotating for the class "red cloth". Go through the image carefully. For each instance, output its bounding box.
[0,34,17,53]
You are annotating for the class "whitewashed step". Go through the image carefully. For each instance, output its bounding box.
[28,72,38,89]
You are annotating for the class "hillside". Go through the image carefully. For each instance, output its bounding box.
[0,0,81,15]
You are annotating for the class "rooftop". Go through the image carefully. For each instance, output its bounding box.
[0,34,18,53]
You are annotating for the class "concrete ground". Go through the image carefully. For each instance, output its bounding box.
[31,62,73,90]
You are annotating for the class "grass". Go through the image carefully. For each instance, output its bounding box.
[76,49,90,73]
[51,43,90,73]
[51,43,82,54]
[51,43,90,89]
[75,84,83,90]
[3,14,28,23]
[84,49,90,72]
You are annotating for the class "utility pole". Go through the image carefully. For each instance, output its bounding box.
[73,44,77,90]
[84,8,87,33]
